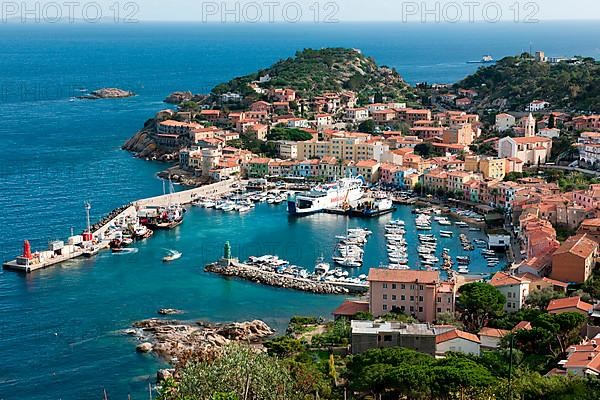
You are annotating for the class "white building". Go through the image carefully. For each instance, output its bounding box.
[478,327,509,350]
[287,118,310,129]
[489,272,530,312]
[498,136,552,166]
[527,100,550,112]
[316,114,333,127]
[538,128,561,139]
[435,329,481,356]
[346,108,369,122]
[276,141,298,160]
[495,113,516,132]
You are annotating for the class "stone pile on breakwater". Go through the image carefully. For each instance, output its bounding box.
[90,203,133,233]
[127,318,274,364]
[205,262,348,294]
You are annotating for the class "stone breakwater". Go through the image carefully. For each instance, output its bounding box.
[127,318,275,364]
[90,203,133,233]
[205,262,349,295]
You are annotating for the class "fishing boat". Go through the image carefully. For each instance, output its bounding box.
[82,246,100,258]
[440,230,453,237]
[163,250,182,262]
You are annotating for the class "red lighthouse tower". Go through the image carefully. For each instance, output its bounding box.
[23,240,33,260]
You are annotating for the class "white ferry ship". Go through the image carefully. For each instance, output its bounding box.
[287,177,365,215]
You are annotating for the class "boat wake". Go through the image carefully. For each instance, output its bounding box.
[163,249,182,262]
[113,248,138,255]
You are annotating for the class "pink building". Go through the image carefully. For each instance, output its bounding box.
[368,269,454,323]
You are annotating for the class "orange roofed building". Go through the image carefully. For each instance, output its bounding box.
[551,234,598,284]
[547,296,593,316]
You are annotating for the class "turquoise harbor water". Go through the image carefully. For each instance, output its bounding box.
[0,21,599,399]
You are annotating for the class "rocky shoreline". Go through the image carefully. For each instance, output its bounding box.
[126,318,275,366]
[205,262,349,295]
[121,121,179,162]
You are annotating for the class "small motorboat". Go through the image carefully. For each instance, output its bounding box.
[163,250,182,263]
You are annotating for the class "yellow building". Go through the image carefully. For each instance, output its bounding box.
[480,158,507,180]
[464,156,506,180]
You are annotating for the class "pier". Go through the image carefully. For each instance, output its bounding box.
[205,259,369,295]
[3,179,241,273]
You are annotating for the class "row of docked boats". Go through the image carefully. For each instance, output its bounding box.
[193,190,292,214]
[482,249,501,267]
[333,228,372,268]
[106,219,154,253]
[245,255,368,286]
[418,234,439,270]
[385,220,409,270]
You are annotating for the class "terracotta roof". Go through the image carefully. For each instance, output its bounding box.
[563,344,600,373]
[368,268,439,284]
[436,329,481,344]
[355,159,380,168]
[489,271,530,287]
[332,300,369,317]
[553,234,597,259]
[581,218,600,228]
[511,136,552,144]
[479,327,510,338]
[512,321,533,331]
[547,296,593,313]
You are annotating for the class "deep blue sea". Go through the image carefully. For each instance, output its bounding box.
[1,21,599,400]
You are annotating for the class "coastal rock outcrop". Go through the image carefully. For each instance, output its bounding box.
[121,121,179,162]
[164,91,193,104]
[128,318,275,364]
[80,88,135,100]
[136,342,153,353]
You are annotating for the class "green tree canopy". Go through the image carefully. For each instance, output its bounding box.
[457,282,506,331]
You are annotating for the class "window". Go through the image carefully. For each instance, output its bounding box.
[410,306,415,312]
[401,295,406,301]
[419,307,423,312]
[410,284,415,290]
[437,308,442,313]
[419,285,424,290]
[383,335,393,342]
[401,284,406,289]
[410,296,414,301]
[419,296,424,302]
[383,283,388,289]
[392,284,397,289]
[392,295,397,301]
[437,297,441,303]
[383,304,388,311]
